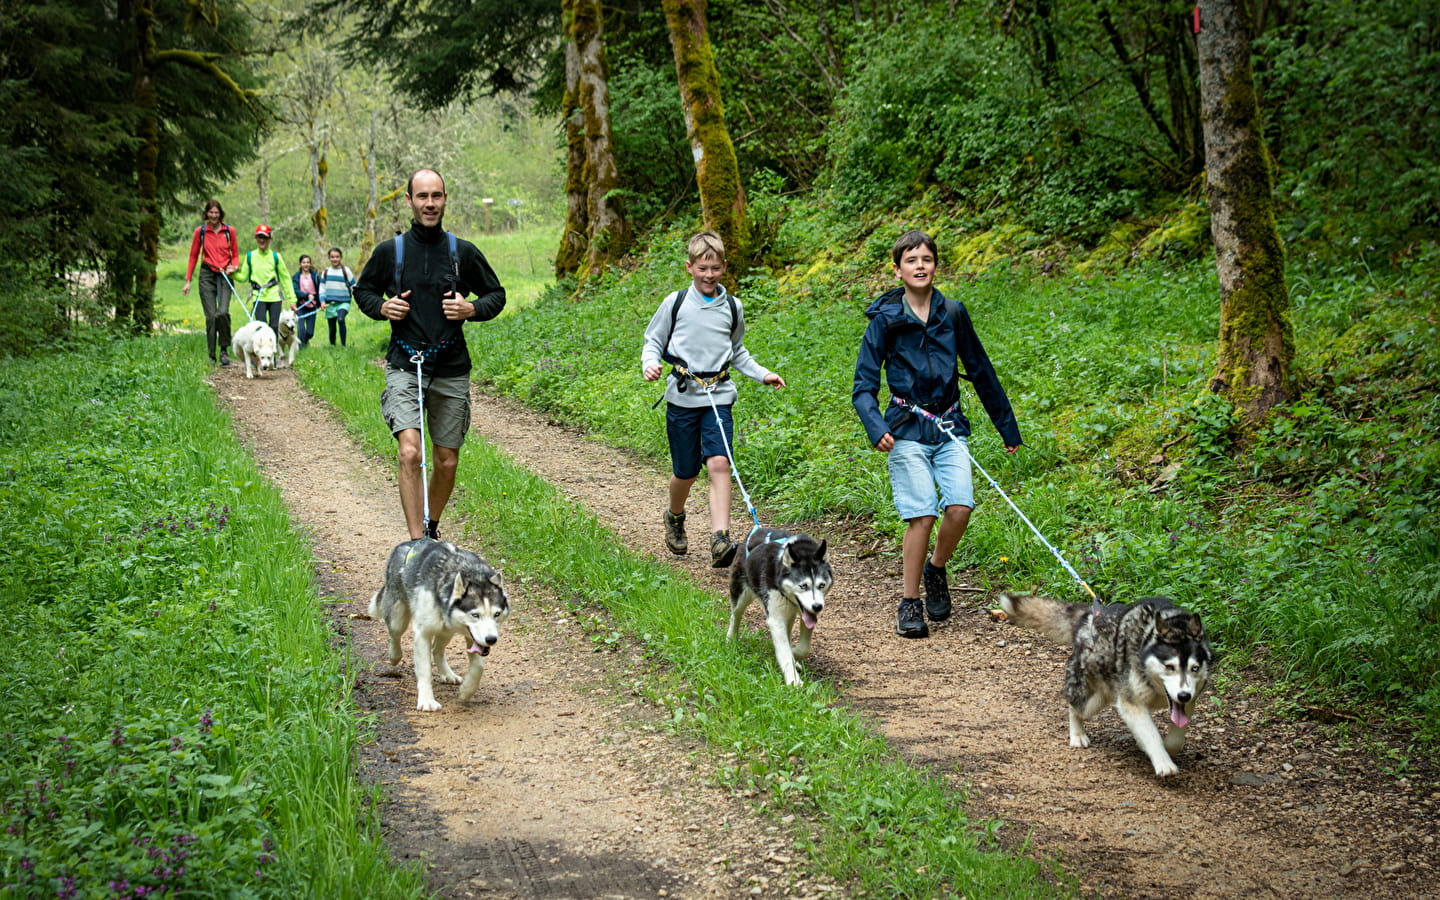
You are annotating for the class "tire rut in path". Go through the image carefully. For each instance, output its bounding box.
[213,366,817,900]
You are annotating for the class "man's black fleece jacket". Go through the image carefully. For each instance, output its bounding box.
[354,221,506,377]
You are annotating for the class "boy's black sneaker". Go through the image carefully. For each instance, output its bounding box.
[896,598,929,639]
[923,561,952,622]
[663,510,688,555]
[710,530,738,568]
[219,351,231,367]
[424,519,441,541]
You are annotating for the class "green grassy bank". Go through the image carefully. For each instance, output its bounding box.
[0,338,427,898]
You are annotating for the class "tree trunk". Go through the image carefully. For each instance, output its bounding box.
[554,0,589,279]
[131,0,160,334]
[360,110,379,267]
[257,156,270,225]
[662,0,749,274]
[574,0,629,276]
[309,123,329,252]
[1196,0,1294,431]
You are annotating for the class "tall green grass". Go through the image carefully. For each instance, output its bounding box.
[299,347,1069,898]
[0,338,428,898]
[462,221,1440,743]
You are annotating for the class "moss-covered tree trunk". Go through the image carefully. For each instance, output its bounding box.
[1196,0,1293,431]
[309,130,329,251]
[360,110,379,266]
[575,0,629,277]
[662,0,748,274]
[554,0,589,279]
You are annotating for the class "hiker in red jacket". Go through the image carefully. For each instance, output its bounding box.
[183,199,240,366]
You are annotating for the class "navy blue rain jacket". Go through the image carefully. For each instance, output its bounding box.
[852,287,1022,448]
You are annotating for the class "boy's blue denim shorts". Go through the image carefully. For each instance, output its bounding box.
[888,437,974,520]
[666,403,733,480]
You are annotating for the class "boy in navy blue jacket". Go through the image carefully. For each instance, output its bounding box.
[852,230,1022,639]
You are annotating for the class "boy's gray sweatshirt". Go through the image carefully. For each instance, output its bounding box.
[641,283,773,409]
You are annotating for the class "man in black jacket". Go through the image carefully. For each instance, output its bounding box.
[355,168,507,540]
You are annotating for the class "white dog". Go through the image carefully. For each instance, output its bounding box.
[275,308,299,369]
[231,320,277,379]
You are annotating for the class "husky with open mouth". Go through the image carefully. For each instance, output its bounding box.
[999,593,1212,776]
[727,528,832,686]
[370,539,509,712]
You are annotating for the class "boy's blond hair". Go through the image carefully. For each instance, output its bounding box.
[687,230,726,263]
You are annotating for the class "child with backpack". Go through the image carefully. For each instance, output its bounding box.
[641,231,786,567]
[852,229,1022,639]
[320,247,357,347]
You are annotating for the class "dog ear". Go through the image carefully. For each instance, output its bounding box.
[781,545,793,567]
[1187,612,1203,638]
[450,572,466,603]
[816,539,827,561]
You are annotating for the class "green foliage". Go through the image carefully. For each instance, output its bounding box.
[820,8,1158,239]
[0,338,426,899]
[0,0,262,342]
[1257,0,1440,244]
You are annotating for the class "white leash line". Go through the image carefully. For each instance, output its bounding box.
[412,352,431,531]
[899,398,1097,601]
[692,375,762,531]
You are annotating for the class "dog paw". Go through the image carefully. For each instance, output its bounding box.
[436,671,462,685]
[416,698,442,712]
[1069,733,1091,749]
[1152,759,1180,777]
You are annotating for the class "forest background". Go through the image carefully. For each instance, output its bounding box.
[1,0,1438,892]
[4,0,1437,731]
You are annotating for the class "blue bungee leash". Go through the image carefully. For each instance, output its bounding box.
[891,396,1099,606]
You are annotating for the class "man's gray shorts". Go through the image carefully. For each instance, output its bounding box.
[381,367,471,449]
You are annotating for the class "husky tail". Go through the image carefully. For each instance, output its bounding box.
[998,593,1089,645]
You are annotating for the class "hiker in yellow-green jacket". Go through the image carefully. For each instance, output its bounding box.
[232,224,292,334]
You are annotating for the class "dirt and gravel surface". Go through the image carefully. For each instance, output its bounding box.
[212,362,1437,899]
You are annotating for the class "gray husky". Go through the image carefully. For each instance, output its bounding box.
[728,528,833,686]
[369,539,510,712]
[1000,594,1212,776]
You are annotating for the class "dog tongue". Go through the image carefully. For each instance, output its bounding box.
[801,609,817,629]
[466,641,490,656]
[1170,701,1189,729]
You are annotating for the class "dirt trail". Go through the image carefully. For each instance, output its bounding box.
[214,364,1437,900]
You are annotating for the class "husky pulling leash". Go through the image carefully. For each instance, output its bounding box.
[892,396,1099,605]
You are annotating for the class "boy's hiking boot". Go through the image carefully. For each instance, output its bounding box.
[424,519,441,541]
[896,598,929,639]
[923,561,952,622]
[663,510,688,555]
[219,351,231,367]
[710,530,738,568]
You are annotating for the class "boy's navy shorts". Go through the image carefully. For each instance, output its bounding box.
[666,403,734,480]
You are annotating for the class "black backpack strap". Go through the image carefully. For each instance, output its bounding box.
[391,231,458,297]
